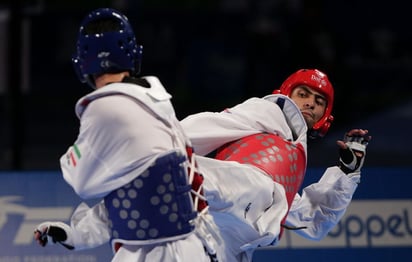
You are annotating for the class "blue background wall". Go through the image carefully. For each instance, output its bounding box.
[0,168,411,261]
[254,167,412,261]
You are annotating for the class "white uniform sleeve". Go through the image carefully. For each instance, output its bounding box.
[181,97,293,155]
[285,166,360,240]
[69,201,111,250]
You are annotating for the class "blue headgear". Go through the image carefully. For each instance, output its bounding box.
[72,8,143,87]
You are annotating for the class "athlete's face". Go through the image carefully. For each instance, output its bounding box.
[290,86,327,129]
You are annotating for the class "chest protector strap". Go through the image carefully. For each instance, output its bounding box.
[104,151,197,242]
[215,133,306,235]
[186,146,208,212]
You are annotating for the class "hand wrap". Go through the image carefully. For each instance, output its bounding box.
[35,222,74,250]
[339,132,369,175]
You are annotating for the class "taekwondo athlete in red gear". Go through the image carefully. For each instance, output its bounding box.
[181,69,370,261]
[33,8,223,262]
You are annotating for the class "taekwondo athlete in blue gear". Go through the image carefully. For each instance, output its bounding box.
[33,8,223,262]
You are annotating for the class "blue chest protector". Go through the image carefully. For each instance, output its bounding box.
[104,151,197,241]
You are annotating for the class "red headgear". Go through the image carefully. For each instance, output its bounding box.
[273,69,334,138]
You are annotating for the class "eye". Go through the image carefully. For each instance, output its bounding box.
[298,90,307,98]
[316,98,326,107]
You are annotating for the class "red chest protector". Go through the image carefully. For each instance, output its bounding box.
[215,133,306,227]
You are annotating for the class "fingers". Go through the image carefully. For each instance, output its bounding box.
[346,129,368,136]
[34,229,47,247]
[344,129,372,145]
[34,230,41,241]
[34,225,50,247]
[337,128,371,149]
[336,140,347,149]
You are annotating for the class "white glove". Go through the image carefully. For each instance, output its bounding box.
[34,221,75,250]
[337,129,370,175]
